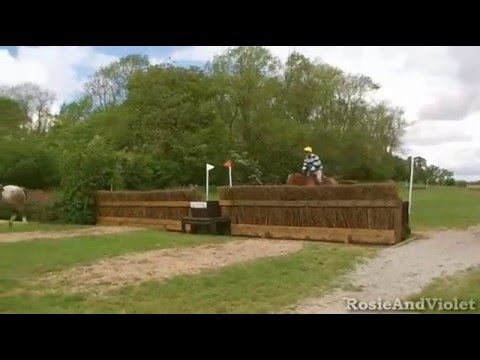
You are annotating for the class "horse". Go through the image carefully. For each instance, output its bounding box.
[286,173,338,186]
[0,184,28,228]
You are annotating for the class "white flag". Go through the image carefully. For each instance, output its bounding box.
[206,163,214,171]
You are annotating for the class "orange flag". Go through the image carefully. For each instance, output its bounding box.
[223,160,232,168]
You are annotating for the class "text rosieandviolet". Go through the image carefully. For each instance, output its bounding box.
[343,297,476,312]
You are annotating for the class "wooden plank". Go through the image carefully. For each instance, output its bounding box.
[230,224,396,245]
[219,200,399,208]
[97,216,182,231]
[96,201,192,208]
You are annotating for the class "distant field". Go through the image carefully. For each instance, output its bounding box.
[397,185,480,230]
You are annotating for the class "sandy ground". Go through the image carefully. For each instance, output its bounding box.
[0,226,141,243]
[40,239,304,294]
[285,227,480,314]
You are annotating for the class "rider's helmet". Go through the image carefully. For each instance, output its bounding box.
[304,146,312,153]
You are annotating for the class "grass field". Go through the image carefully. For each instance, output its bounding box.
[407,266,480,313]
[1,184,479,314]
[397,185,480,230]
[0,230,229,295]
[0,229,374,313]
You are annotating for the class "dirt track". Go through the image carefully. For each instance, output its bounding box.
[40,239,304,294]
[286,227,480,314]
[0,226,140,243]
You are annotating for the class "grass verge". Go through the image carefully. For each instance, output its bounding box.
[407,266,480,313]
[0,242,375,314]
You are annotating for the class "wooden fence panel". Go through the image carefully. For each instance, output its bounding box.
[220,199,406,245]
[96,193,409,245]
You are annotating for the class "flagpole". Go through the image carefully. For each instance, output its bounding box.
[408,155,414,215]
[206,165,209,201]
[223,159,233,187]
[206,163,214,201]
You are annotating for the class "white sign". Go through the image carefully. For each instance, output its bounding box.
[190,201,207,209]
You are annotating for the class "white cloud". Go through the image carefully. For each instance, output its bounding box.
[169,46,480,180]
[0,46,117,113]
[170,46,228,62]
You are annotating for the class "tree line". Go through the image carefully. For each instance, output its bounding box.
[0,47,456,223]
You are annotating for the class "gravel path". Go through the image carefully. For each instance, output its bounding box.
[286,228,480,314]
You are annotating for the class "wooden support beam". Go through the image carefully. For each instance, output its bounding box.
[97,216,182,231]
[230,224,396,245]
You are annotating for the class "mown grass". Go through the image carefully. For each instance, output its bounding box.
[397,185,480,230]
[0,223,88,233]
[0,230,229,295]
[407,266,480,313]
[0,241,375,314]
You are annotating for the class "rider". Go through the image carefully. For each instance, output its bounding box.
[302,146,323,184]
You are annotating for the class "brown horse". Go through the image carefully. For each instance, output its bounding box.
[286,173,338,186]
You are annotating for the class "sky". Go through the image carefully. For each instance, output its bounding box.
[1,46,479,180]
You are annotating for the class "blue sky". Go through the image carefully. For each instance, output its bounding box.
[1,46,480,179]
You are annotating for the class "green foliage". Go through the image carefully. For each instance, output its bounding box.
[0,97,29,134]
[0,137,59,189]
[57,126,120,224]
[445,178,455,186]
[0,49,457,224]
[116,151,155,190]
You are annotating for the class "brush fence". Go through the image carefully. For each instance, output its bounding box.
[218,185,408,245]
[95,189,203,231]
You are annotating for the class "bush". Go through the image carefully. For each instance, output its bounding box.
[0,138,60,189]
[58,132,120,224]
